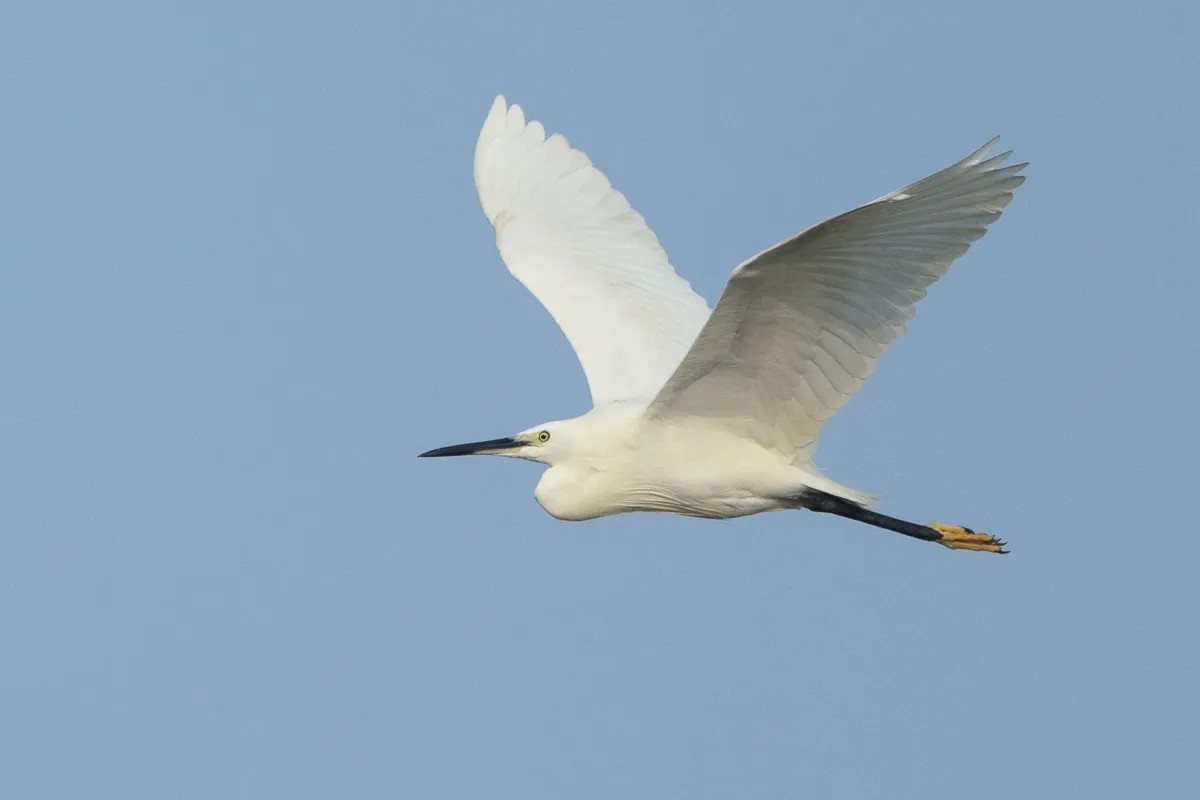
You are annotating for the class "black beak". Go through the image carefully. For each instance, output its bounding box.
[418,437,525,458]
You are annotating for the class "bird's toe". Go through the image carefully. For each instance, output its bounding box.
[927,523,1008,554]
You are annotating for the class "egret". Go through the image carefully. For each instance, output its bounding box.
[420,96,1025,554]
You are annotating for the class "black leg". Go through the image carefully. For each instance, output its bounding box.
[793,490,1009,552]
[795,490,944,543]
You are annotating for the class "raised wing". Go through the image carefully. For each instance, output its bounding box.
[649,140,1026,459]
[474,96,711,406]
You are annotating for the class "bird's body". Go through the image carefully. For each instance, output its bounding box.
[527,404,863,521]
[421,96,1026,554]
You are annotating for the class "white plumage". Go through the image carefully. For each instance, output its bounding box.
[474,96,710,406]
[651,138,1025,460]
[422,95,1026,554]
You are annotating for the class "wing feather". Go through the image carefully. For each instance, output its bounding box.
[650,140,1027,459]
[474,96,711,406]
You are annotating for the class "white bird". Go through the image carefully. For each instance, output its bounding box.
[421,96,1026,554]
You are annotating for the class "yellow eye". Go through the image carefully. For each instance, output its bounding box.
[537,430,551,443]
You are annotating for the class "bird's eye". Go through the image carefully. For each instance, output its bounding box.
[537,430,551,443]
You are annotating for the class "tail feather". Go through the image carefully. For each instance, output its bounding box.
[795,469,876,508]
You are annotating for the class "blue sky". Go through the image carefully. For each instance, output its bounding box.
[3,2,1197,797]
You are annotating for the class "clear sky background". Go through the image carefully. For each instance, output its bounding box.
[3,2,1197,798]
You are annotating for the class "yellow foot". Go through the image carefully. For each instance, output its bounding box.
[928,524,1008,554]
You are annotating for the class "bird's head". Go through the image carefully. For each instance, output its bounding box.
[418,420,569,466]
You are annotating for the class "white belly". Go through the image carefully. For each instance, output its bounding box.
[535,471,784,520]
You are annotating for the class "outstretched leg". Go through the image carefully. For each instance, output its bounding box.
[794,490,1008,554]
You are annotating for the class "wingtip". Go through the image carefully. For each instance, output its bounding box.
[964,136,1003,165]
[484,93,537,136]
[963,138,1031,180]
[485,94,509,124]
[477,95,514,191]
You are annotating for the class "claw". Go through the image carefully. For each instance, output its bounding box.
[928,523,1008,554]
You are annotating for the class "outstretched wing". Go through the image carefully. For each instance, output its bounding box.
[649,140,1026,459]
[474,96,711,406]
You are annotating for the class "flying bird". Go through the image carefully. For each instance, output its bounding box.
[421,96,1025,554]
